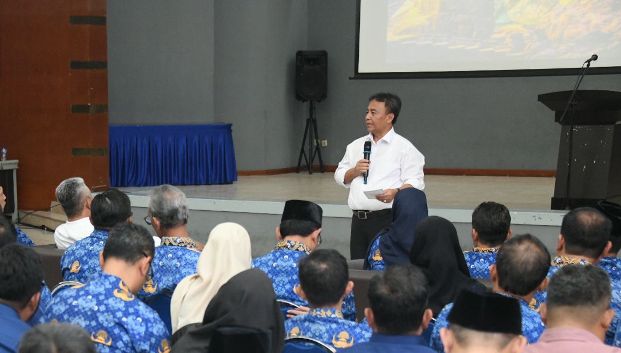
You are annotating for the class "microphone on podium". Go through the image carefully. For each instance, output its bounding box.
[363,141,371,184]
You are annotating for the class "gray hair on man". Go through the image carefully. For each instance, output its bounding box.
[55,177,91,219]
[148,185,189,229]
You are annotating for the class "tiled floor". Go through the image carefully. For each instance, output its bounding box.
[120,173,556,211]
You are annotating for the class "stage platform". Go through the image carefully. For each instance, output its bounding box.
[118,173,566,258]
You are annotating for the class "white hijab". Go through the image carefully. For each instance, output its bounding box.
[170,222,252,332]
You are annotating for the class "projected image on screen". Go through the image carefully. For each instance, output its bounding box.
[357,0,621,74]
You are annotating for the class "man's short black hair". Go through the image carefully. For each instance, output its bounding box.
[90,189,132,229]
[547,264,611,313]
[368,264,429,334]
[298,249,348,307]
[0,213,17,248]
[561,207,611,259]
[472,202,511,247]
[279,220,318,238]
[496,234,550,296]
[0,244,43,307]
[103,223,154,264]
[369,92,402,124]
[19,322,96,353]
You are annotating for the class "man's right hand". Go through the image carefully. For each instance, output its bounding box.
[344,159,369,184]
[355,159,370,175]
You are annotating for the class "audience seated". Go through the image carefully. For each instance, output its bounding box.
[0,186,34,247]
[533,207,620,345]
[141,185,201,299]
[0,244,44,353]
[253,200,356,321]
[60,189,132,282]
[463,201,511,280]
[525,265,620,353]
[53,177,94,250]
[171,268,284,353]
[439,289,526,353]
[344,264,435,353]
[45,223,170,353]
[170,222,251,333]
[0,214,51,325]
[431,233,550,352]
[409,216,485,316]
[19,322,96,353]
[285,249,372,349]
[364,188,428,270]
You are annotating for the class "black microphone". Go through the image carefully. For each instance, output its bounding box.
[363,141,371,184]
[585,54,598,64]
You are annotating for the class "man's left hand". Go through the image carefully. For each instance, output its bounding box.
[375,188,398,203]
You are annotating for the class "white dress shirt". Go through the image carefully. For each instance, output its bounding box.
[334,128,425,211]
[53,217,94,249]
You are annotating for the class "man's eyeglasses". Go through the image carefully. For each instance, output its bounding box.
[144,215,152,226]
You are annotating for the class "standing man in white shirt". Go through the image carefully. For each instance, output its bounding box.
[53,177,94,249]
[334,93,425,259]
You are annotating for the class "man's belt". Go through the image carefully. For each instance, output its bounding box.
[353,208,392,220]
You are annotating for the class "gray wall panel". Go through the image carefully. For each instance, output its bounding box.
[213,1,308,170]
[108,0,215,124]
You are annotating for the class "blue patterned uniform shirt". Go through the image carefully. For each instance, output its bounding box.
[44,272,170,353]
[253,240,357,321]
[60,229,108,282]
[29,282,52,325]
[599,256,621,284]
[15,225,34,247]
[365,236,385,271]
[139,237,200,298]
[285,308,372,350]
[532,256,589,310]
[430,296,544,352]
[463,248,498,281]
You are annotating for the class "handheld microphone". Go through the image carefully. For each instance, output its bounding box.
[584,54,598,64]
[363,141,371,184]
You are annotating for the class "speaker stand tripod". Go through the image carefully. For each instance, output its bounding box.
[296,100,324,174]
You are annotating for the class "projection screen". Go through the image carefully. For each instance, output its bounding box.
[356,0,621,77]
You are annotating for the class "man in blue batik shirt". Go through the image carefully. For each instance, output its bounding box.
[140,185,200,332]
[253,200,356,321]
[45,223,170,353]
[431,234,550,352]
[285,249,371,349]
[60,189,133,283]
[463,201,511,281]
[0,244,44,353]
[531,207,621,346]
[344,264,435,353]
[141,185,201,300]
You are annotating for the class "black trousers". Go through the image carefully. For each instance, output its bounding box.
[350,209,393,260]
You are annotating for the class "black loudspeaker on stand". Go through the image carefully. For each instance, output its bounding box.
[295,50,327,174]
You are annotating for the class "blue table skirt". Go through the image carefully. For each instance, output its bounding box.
[109,124,237,187]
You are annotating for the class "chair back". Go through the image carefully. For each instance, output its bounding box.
[284,337,335,353]
[32,245,65,288]
[276,299,301,319]
[144,289,173,333]
[51,280,84,296]
[349,269,379,322]
[209,326,271,353]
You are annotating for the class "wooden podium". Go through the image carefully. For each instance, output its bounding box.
[539,90,621,210]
